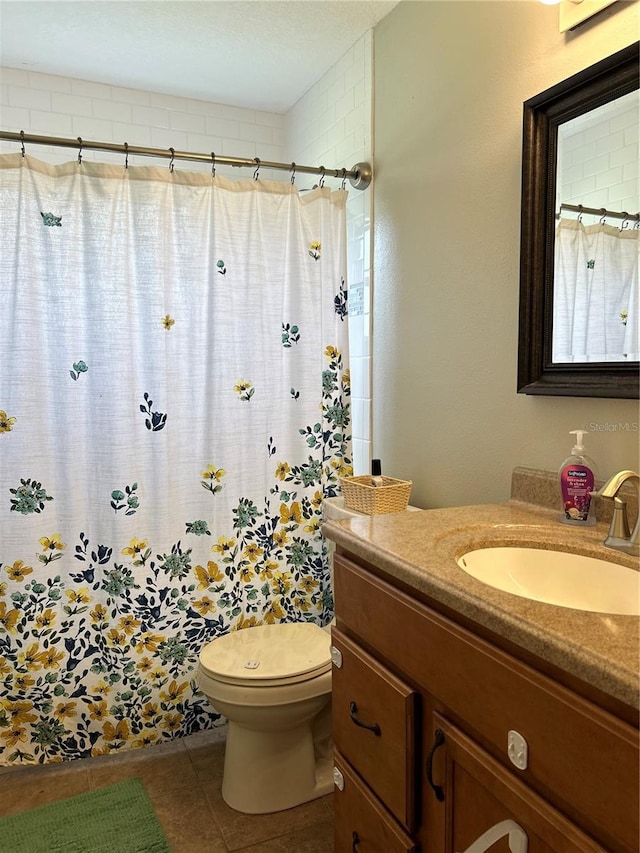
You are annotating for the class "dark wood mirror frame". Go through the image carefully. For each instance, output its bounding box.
[517,41,639,398]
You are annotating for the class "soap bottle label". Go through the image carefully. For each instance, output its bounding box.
[561,465,595,522]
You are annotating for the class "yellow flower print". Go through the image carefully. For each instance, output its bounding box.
[239,565,255,583]
[88,701,108,721]
[201,465,226,495]
[311,490,323,509]
[38,533,66,565]
[259,560,279,581]
[35,608,56,631]
[136,657,154,674]
[0,656,11,675]
[0,602,20,634]
[211,536,236,555]
[121,538,148,558]
[271,572,292,596]
[37,647,65,669]
[234,379,254,402]
[1,727,27,746]
[102,719,131,744]
[118,615,141,635]
[275,462,290,481]
[293,595,311,612]
[136,632,165,653]
[66,588,91,606]
[194,561,224,588]
[149,667,167,682]
[342,368,351,388]
[162,314,175,330]
[90,603,108,623]
[234,614,261,631]
[280,502,302,525]
[3,700,38,725]
[0,410,16,433]
[273,530,289,547]
[243,543,264,563]
[54,701,77,720]
[133,733,159,748]
[140,702,159,722]
[309,241,321,260]
[299,576,319,594]
[107,628,128,648]
[263,600,285,624]
[193,596,216,616]
[331,458,353,478]
[6,560,33,582]
[304,518,320,534]
[325,345,339,360]
[160,680,188,703]
[17,643,42,671]
[161,713,183,732]
[95,681,112,696]
[13,673,35,691]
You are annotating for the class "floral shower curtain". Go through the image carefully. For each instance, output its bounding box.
[0,153,351,766]
[553,217,639,362]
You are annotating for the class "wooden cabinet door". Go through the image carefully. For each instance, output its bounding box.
[334,751,418,853]
[425,714,608,853]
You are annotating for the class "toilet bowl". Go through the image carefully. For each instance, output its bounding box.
[198,622,333,814]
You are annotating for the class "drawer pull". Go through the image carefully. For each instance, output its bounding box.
[349,701,381,736]
[426,727,445,801]
[352,830,360,851]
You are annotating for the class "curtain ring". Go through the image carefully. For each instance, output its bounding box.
[634,214,640,230]
[577,204,583,223]
[340,168,347,190]
[319,166,325,188]
[253,157,261,180]
[168,147,175,173]
[290,162,296,185]
[211,152,216,177]
[620,212,629,231]
[77,136,83,165]
[599,208,607,225]
[124,141,129,169]
[20,130,25,158]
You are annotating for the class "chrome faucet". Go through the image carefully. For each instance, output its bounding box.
[592,470,639,557]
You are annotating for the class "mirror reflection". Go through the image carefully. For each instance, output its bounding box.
[553,90,639,364]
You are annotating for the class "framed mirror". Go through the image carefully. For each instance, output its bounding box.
[518,42,639,398]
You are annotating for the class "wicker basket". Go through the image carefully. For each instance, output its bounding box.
[339,475,413,515]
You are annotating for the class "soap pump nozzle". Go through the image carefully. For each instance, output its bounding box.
[569,429,587,454]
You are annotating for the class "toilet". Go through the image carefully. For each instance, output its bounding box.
[198,621,333,814]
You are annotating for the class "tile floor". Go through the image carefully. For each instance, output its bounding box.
[0,726,334,852]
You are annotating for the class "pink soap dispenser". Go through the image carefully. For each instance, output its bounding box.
[558,429,598,525]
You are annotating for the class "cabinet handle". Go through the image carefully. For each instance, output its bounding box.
[426,727,445,801]
[349,701,381,736]
[352,830,360,851]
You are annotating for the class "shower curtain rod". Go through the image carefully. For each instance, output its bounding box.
[0,129,372,190]
[558,202,640,223]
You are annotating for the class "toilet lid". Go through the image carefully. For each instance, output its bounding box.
[199,622,331,684]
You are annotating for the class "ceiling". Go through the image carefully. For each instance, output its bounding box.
[0,0,399,113]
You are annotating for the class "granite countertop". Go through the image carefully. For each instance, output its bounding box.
[323,500,640,710]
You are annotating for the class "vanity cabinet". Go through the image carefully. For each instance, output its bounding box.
[331,552,639,853]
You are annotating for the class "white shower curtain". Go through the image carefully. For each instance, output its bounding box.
[0,153,351,765]
[553,217,639,362]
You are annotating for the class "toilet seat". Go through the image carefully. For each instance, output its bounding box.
[199,622,331,687]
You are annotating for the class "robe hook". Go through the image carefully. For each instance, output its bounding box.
[124,141,129,169]
[253,157,261,180]
[290,162,296,185]
[211,152,216,177]
[20,130,25,157]
[77,136,83,165]
[168,147,175,173]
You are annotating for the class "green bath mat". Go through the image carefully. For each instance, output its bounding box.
[0,777,172,853]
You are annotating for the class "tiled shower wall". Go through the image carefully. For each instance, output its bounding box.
[0,34,372,473]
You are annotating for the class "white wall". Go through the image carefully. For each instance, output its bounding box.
[373,0,640,509]
[286,31,374,476]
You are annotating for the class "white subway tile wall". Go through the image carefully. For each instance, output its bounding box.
[558,92,639,223]
[285,31,373,475]
[0,34,372,472]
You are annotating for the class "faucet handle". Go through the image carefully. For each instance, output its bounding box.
[608,497,631,540]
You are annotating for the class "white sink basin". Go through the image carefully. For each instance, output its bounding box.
[457,547,640,615]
